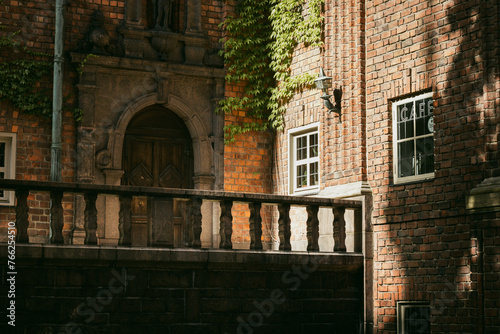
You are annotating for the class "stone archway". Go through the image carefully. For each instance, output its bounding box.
[122,105,193,247]
[74,92,219,247]
[98,92,214,186]
[73,52,225,247]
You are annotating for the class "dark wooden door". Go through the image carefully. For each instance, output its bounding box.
[122,107,193,247]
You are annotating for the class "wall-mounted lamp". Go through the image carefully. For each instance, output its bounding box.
[314,67,341,116]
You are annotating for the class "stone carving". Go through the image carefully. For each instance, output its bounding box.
[81,10,110,54]
[96,149,112,169]
[154,0,174,31]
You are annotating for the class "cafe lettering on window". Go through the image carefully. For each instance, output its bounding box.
[393,93,435,183]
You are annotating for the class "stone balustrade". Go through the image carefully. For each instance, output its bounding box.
[0,179,363,252]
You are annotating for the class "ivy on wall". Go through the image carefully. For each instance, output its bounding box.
[0,30,83,121]
[0,31,53,117]
[219,0,324,142]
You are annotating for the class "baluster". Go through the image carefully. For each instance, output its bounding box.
[333,206,346,252]
[15,190,29,243]
[278,204,291,251]
[219,200,233,249]
[50,191,64,244]
[354,207,363,252]
[189,197,203,248]
[118,195,132,246]
[249,202,263,250]
[306,205,320,252]
[84,192,98,245]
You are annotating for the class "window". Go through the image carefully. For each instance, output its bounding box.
[397,302,430,334]
[392,92,434,184]
[289,124,319,195]
[0,133,16,206]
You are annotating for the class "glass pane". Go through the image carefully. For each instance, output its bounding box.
[416,97,433,136]
[296,164,307,188]
[0,171,4,198]
[397,102,414,139]
[398,141,415,177]
[399,121,414,140]
[416,137,434,175]
[404,306,430,334]
[296,136,307,161]
[309,133,318,157]
[0,142,5,168]
[310,162,318,186]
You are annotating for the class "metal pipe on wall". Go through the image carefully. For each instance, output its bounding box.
[50,0,65,182]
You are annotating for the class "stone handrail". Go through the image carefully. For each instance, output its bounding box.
[0,179,362,252]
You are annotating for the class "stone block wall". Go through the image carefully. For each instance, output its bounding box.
[0,245,364,333]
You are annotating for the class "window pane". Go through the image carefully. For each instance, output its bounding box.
[296,164,307,188]
[309,133,318,157]
[399,121,414,141]
[397,102,414,139]
[398,141,415,177]
[415,98,433,136]
[310,162,318,186]
[0,142,5,168]
[0,171,4,198]
[416,137,434,175]
[296,136,307,161]
[404,306,430,334]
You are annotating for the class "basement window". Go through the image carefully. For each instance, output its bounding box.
[392,92,435,184]
[397,301,430,334]
[0,133,16,206]
[289,123,319,195]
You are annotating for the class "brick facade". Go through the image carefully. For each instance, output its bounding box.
[1,0,499,333]
[276,0,500,333]
[365,0,499,332]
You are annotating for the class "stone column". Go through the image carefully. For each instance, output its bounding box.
[124,0,142,27]
[100,169,124,245]
[193,174,216,248]
[186,0,202,35]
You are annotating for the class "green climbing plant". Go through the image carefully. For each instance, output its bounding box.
[0,30,83,121]
[219,0,324,142]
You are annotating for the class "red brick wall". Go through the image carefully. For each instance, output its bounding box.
[223,100,274,247]
[273,0,499,332]
[0,0,226,243]
[365,0,500,332]
[0,105,76,242]
[272,0,366,247]
[220,0,274,248]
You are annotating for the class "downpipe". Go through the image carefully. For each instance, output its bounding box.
[50,0,65,182]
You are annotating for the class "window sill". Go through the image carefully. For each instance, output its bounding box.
[290,188,320,196]
[392,174,434,186]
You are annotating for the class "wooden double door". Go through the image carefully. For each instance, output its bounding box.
[122,107,193,247]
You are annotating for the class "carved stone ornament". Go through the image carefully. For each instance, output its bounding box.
[154,0,174,31]
[96,150,112,169]
[81,10,110,54]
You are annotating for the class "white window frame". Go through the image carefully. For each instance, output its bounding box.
[0,133,16,206]
[288,123,320,195]
[392,92,435,184]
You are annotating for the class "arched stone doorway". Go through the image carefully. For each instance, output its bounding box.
[122,105,193,247]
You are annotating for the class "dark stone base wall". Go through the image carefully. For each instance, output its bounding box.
[0,245,364,334]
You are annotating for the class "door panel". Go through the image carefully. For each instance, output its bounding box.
[149,198,174,247]
[123,112,193,248]
[126,140,154,187]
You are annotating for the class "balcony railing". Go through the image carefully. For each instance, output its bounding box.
[0,179,363,252]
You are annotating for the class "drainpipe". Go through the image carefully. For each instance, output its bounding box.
[50,0,65,182]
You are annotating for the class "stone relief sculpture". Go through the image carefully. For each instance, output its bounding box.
[154,0,174,31]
